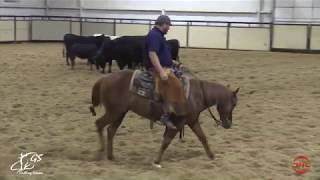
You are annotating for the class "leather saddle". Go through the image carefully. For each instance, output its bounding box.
[129,70,190,100]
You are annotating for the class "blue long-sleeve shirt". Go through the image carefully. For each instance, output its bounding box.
[144,27,173,68]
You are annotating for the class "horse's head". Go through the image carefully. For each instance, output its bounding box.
[217,87,239,129]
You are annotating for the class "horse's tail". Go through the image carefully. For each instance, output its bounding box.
[89,79,102,116]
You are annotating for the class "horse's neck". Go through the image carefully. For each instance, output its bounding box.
[199,80,225,110]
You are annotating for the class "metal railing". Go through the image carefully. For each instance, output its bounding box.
[0,15,319,52]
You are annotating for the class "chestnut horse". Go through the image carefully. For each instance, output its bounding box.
[89,70,239,167]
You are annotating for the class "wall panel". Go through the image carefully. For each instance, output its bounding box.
[115,24,148,36]
[166,26,187,47]
[229,27,270,50]
[16,21,30,41]
[189,26,227,48]
[310,26,320,50]
[32,21,70,40]
[47,0,78,8]
[82,22,114,36]
[0,0,45,7]
[81,0,260,13]
[71,21,80,35]
[273,25,307,49]
[0,21,14,41]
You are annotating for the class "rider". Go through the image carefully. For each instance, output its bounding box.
[144,14,186,130]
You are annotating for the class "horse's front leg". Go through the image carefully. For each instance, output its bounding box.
[100,61,106,74]
[108,60,112,73]
[127,61,133,70]
[189,121,214,159]
[106,113,126,160]
[70,56,75,69]
[95,113,112,152]
[153,127,178,168]
[94,112,113,161]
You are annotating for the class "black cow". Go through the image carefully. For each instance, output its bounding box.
[94,36,180,73]
[63,33,109,66]
[94,36,146,73]
[68,43,100,70]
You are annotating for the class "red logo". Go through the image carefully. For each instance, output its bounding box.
[292,155,311,175]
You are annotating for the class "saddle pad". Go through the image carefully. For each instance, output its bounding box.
[129,70,190,99]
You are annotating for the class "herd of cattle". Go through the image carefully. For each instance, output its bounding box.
[63,33,180,73]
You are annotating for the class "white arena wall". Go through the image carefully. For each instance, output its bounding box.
[229,27,270,51]
[115,24,149,36]
[188,26,228,49]
[0,20,14,41]
[0,0,320,52]
[1,17,320,52]
[272,25,308,50]
[16,21,30,41]
[310,26,320,50]
[82,22,114,36]
[31,20,70,41]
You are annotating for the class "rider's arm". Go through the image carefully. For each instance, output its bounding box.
[147,33,168,79]
[149,51,166,75]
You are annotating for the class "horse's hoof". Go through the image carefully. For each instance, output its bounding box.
[152,162,162,168]
[89,106,96,116]
[107,155,115,161]
[208,153,215,160]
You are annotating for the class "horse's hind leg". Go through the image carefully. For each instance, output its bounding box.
[66,51,70,65]
[189,121,214,159]
[95,112,112,152]
[70,56,75,69]
[94,113,112,161]
[106,112,126,160]
[108,60,112,73]
[153,128,178,167]
[179,127,185,142]
[127,61,133,69]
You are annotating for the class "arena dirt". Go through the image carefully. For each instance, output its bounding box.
[0,43,319,179]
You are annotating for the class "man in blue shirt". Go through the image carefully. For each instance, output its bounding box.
[144,15,187,130]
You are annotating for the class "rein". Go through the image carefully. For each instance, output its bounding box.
[183,66,221,127]
[199,80,221,127]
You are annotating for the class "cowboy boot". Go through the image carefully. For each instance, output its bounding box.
[160,113,176,130]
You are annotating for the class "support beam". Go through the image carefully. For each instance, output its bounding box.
[258,0,264,23]
[271,0,276,23]
[78,0,82,17]
[44,0,48,16]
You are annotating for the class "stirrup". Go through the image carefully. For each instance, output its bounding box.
[160,114,176,130]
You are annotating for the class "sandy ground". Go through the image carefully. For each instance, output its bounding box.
[0,43,319,180]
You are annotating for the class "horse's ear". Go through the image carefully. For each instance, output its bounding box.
[233,87,240,95]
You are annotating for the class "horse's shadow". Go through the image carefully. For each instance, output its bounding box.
[89,140,218,169]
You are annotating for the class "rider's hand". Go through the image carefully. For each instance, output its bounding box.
[160,71,168,81]
[172,60,183,68]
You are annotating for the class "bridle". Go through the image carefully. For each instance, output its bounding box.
[199,80,221,127]
[182,65,221,127]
